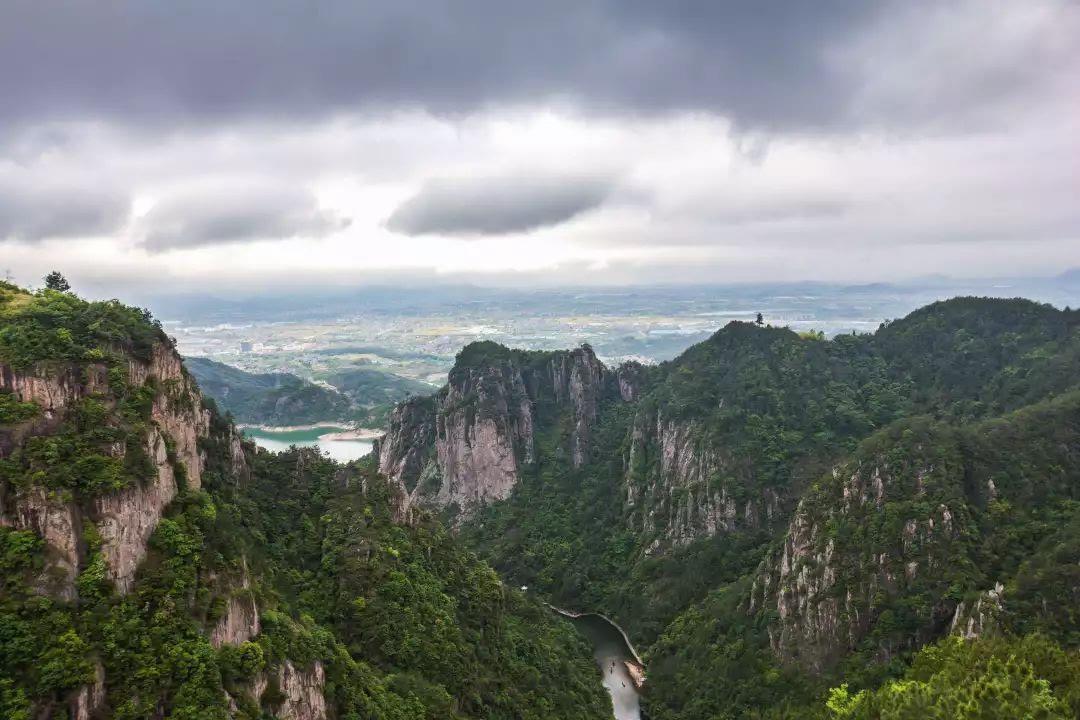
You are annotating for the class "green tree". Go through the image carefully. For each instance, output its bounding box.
[826,635,1080,720]
[43,271,70,292]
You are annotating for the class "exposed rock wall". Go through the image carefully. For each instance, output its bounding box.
[950,582,1005,640]
[0,485,83,598]
[211,590,261,648]
[275,660,327,720]
[623,410,779,547]
[1,341,225,595]
[750,444,969,672]
[135,342,211,489]
[376,395,437,494]
[379,344,621,519]
[239,661,327,720]
[614,361,648,402]
[68,660,106,720]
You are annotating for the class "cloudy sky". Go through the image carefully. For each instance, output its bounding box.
[1,0,1078,294]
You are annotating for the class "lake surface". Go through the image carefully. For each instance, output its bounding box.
[564,612,642,720]
[241,426,374,463]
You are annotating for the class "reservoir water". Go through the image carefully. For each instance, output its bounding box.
[562,612,643,720]
[241,426,374,463]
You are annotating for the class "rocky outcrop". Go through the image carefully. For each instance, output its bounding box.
[275,660,327,720]
[0,362,109,417]
[623,411,779,547]
[138,343,211,489]
[239,661,326,720]
[376,396,437,494]
[379,344,623,519]
[950,582,1005,640]
[211,590,261,648]
[751,446,969,672]
[614,361,648,402]
[68,660,106,720]
[547,347,607,467]
[92,428,179,593]
[0,485,82,598]
[1,341,227,595]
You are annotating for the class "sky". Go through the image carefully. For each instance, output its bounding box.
[1,0,1078,295]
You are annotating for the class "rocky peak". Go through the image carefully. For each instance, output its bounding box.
[378,342,623,519]
[614,361,648,402]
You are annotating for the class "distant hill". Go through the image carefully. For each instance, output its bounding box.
[185,356,431,427]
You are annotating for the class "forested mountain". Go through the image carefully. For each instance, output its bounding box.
[379,296,1080,718]
[0,282,608,719]
[4,278,1079,719]
[185,357,430,428]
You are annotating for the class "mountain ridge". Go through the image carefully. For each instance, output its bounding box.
[378,295,1080,718]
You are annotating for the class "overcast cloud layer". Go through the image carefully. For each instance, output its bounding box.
[0,0,1077,291]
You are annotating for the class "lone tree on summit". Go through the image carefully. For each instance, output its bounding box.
[44,271,71,292]
[755,312,764,326]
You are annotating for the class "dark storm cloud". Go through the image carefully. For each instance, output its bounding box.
[139,184,349,251]
[386,173,614,236]
[0,0,884,131]
[0,178,130,241]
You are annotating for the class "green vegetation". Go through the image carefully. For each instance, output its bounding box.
[0,392,38,425]
[185,356,352,426]
[0,282,166,370]
[0,284,608,719]
[43,272,71,293]
[826,635,1080,719]
[453,297,1080,719]
[185,356,431,428]
[5,283,1080,719]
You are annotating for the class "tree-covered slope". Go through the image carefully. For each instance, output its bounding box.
[185,356,432,428]
[184,356,352,426]
[0,282,609,720]
[422,296,1080,719]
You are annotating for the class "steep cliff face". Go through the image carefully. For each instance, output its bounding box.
[275,660,328,720]
[749,424,973,672]
[1,341,216,593]
[0,485,83,598]
[623,409,780,548]
[211,590,261,648]
[68,660,106,720]
[614,361,648,402]
[376,394,437,494]
[379,343,620,518]
[233,660,326,720]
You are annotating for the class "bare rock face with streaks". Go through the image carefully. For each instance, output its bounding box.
[68,660,106,720]
[750,442,969,672]
[0,341,225,595]
[275,660,328,720]
[622,409,780,548]
[378,343,620,519]
[211,591,261,648]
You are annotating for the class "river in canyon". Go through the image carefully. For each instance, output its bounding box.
[561,611,643,720]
